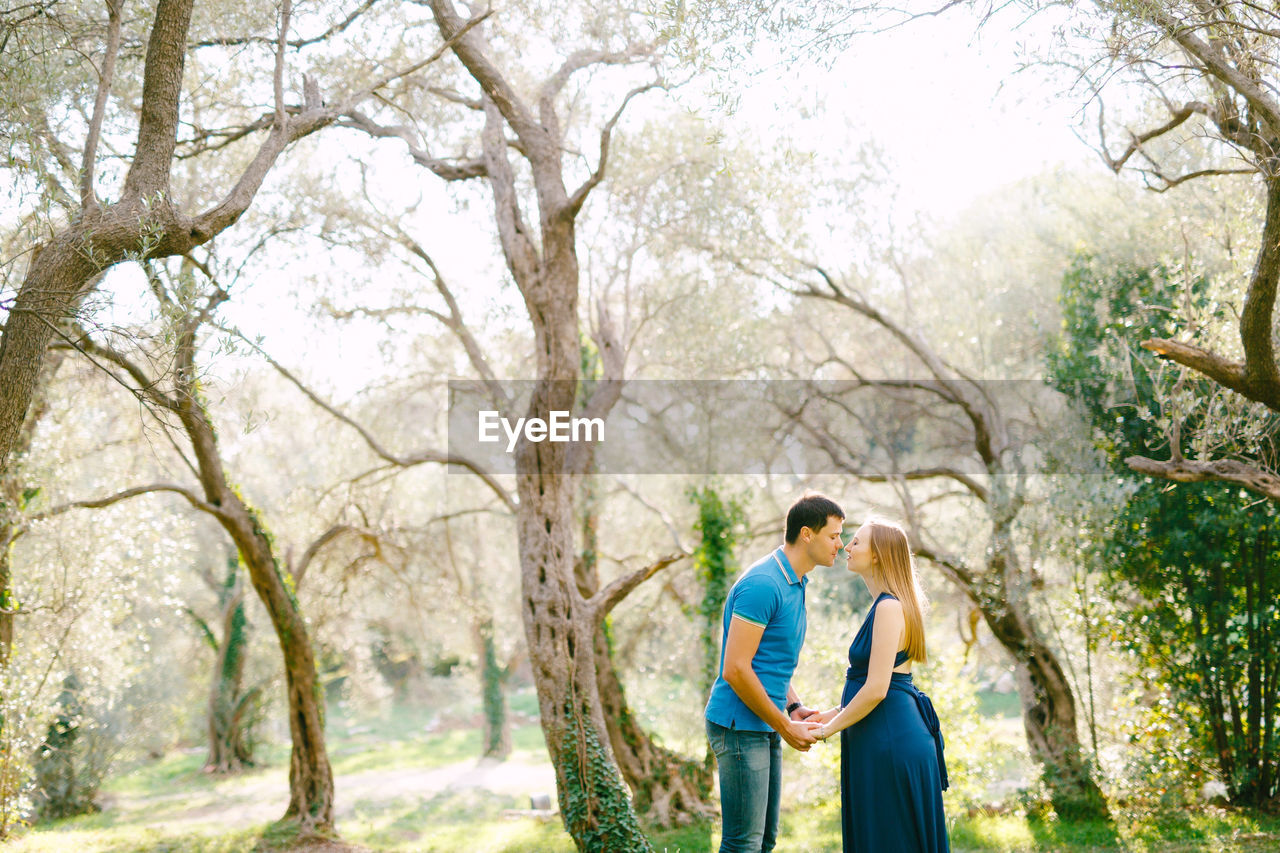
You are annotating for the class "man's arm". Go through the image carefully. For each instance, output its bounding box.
[785,683,820,721]
[723,616,818,751]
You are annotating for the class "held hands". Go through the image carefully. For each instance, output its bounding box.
[782,704,823,751]
[780,717,823,752]
[788,705,821,723]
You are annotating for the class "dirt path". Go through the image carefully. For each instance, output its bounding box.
[105,756,557,833]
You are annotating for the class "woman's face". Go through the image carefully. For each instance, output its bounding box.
[845,524,875,575]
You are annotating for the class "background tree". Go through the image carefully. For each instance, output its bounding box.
[36,257,365,833]
[1006,0,1280,498]
[0,0,419,476]
[186,551,263,774]
[1048,253,1280,807]
[689,486,744,711]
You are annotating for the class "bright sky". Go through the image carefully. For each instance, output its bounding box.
[727,6,1092,220]
[151,5,1100,400]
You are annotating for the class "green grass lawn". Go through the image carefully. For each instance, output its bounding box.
[16,793,1280,853]
[8,704,1280,852]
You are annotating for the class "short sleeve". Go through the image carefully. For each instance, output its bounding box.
[731,574,780,629]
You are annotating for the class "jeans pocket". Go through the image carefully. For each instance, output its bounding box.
[706,721,728,758]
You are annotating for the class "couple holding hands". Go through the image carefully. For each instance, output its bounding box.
[704,493,950,853]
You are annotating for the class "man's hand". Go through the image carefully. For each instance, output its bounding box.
[780,718,820,752]
[789,705,821,722]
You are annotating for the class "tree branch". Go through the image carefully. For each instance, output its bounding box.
[192,0,383,49]
[1151,7,1280,138]
[1100,101,1202,173]
[235,331,517,512]
[427,0,551,161]
[911,538,978,596]
[538,44,655,140]
[81,0,124,210]
[1126,454,1280,501]
[292,523,359,586]
[191,11,492,242]
[385,226,509,407]
[339,109,487,180]
[272,0,294,132]
[56,326,180,410]
[796,269,1008,468]
[566,81,662,217]
[122,0,196,199]
[1141,336,1257,396]
[591,552,686,623]
[479,94,540,286]
[29,483,225,522]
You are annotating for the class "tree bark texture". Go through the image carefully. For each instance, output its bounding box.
[577,479,713,827]
[428,1,655,847]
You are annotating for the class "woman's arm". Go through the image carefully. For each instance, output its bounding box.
[814,599,904,740]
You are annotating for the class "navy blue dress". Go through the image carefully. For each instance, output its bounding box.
[840,592,949,853]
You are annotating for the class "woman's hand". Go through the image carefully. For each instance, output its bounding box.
[811,707,840,724]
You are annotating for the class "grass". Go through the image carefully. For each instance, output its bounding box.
[975,689,1024,719]
[8,701,1280,852]
[948,806,1280,852]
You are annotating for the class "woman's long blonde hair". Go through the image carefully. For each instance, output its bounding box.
[866,517,929,663]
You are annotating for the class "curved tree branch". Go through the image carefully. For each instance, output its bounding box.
[235,331,517,512]
[29,482,225,522]
[590,552,686,623]
[1126,453,1280,500]
[566,81,663,217]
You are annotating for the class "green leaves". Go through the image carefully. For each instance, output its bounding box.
[1046,252,1280,804]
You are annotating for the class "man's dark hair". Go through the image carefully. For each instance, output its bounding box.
[785,492,845,544]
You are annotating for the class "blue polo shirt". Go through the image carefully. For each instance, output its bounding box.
[704,548,807,732]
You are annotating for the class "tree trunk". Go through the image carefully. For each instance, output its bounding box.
[204,559,258,774]
[474,617,511,760]
[516,383,652,852]
[425,3,654,843]
[577,477,713,826]
[226,506,333,831]
[984,533,1108,821]
[0,351,64,666]
[171,339,334,830]
[593,626,714,826]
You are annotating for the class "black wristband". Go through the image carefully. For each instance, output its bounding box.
[786,701,802,715]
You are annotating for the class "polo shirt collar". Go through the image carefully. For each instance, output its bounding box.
[772,548,803,585]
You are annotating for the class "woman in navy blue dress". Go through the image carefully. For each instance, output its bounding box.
[812,518,949,852]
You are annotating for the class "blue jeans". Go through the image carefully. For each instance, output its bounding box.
[706,719,782,853]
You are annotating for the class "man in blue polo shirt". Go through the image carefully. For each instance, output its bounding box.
[705,492,846,853]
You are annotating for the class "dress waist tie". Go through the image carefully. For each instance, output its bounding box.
[846,667,949,791]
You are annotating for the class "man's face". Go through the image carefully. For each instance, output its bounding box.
[805,516,845,567]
